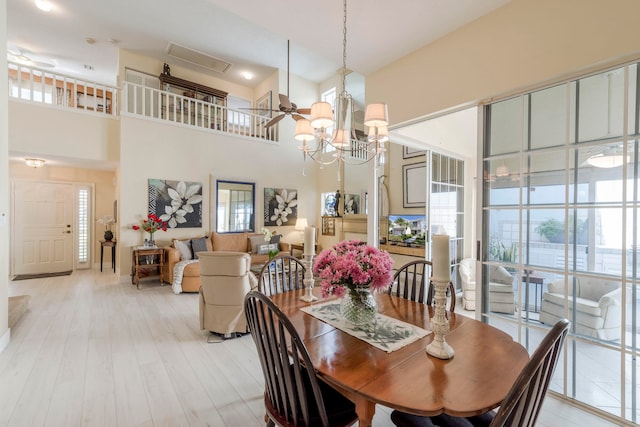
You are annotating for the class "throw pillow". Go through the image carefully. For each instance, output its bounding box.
[173,239,192,261]
[257,243,279,255]
[191,237,209,259]
[249,235,267,254]
[270,234,281,244]
[490,265,514,285]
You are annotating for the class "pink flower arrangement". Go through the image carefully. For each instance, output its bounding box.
[313,240,393,298]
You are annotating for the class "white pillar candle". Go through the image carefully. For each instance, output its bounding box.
[304,227,316,255]
[432,234,451,282]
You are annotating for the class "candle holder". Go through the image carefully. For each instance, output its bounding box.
[300,253,318,302]
[426,279,454,359]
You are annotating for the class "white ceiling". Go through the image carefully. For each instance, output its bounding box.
[7,0,511,87]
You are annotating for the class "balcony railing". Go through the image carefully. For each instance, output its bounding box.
[122,81,278,143]
[8,61,117,116]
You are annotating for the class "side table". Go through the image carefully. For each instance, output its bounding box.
[100,240,116,273]
[522,274,545,312]
[131,247,164,289]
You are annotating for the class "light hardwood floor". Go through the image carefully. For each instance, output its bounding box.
[0,270,626,426]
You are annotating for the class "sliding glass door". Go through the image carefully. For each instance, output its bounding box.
[483,63,640,423]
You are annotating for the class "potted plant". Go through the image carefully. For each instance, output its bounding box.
[97,215,116,241]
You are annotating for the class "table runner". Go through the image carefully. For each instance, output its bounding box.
[300,300,431,353]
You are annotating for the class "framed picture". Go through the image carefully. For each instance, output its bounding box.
[322,216,335,236]
[264,187,298,226]
[403,163,427,208]
[148,179,203,228]
[257,91,272,118]
[344,194,360,215]
[403,146,426,159]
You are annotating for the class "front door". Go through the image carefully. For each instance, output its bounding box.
[13,181,74,275]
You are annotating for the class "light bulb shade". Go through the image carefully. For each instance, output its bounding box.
[25,158,45,168]
[310,102,334,129]
[331,129,350,148]
[295,217,308,231]
[587,148,628,168]
[294,119,315,142]
[495,165,509,177]
[368,125,389,143]
[364,103,389,127]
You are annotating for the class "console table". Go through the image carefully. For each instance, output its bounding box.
[131,247,164,289]
[100,240,117,273]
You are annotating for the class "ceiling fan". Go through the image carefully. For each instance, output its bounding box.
[8,48,55,68]
[245,40,311,128]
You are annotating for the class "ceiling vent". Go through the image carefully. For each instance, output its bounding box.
[166,42,231,73]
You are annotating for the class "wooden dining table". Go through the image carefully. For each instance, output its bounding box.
[270,289,529,427]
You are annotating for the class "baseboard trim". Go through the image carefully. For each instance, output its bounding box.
[0,327,11,354]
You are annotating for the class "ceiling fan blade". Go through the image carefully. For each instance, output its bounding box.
[292,114,307,121]
[240,107,280,112]
[265,114,285,128]
[296,108,311,115]
[279,93,292,110]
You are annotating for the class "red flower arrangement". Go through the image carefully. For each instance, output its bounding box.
[132,213,168,240]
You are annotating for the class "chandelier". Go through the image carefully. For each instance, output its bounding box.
[294,0,389,170]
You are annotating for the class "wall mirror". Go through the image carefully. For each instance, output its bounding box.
[216,180,255,233]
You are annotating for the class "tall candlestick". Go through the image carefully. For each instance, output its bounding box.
[304,226,316,255]
[432,234,450,282]
[427,233,454,359]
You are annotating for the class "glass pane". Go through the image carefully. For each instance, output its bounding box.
[530,84,568,149]
[526,150,567,205]
[578,67,625,142]
[485,157,521,205]
[488,96,525,155]
[570,342,622,418]
[629,63,638,137]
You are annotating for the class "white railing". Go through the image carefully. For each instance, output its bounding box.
[122,81,278,143]
[8,61,117,116]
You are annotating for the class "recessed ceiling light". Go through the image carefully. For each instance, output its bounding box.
[35,0,52,12]
[242,72,253,80]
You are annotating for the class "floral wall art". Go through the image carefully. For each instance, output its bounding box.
[264,187,297,226]
[344,194,360,214]
[148,179,203,228]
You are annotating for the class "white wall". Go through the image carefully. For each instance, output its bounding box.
[9,102,120,164]
[0,0,9,350]
[117,115,319,276]
[368,0,640,125]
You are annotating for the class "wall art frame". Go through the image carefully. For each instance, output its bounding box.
[403,162,427,208]
[148,179,203,228]
[403,146,426,159]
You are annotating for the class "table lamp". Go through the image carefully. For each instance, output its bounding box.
[295,218,308,243]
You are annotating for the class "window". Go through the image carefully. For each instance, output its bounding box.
[77,186,91,268]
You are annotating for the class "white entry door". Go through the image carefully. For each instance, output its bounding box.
[13,181,74,275]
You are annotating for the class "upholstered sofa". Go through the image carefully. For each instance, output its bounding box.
[199,251,257,336]
[539,276,623,340]
[162,232,290,293]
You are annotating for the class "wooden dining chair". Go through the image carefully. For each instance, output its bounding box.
[390,318,571,427]
[244,291,358,427]
[256,254,306,296]
[389,260,456,312]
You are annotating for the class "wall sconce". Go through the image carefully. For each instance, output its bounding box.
[25,158,45,168]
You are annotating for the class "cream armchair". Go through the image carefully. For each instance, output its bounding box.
[540,275,622,340]
[459,258,477,310]
[198,251,258,337]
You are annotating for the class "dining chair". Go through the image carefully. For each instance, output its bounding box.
[389,318,571,427]
[256,254,306,296]
[244,291,358,427]
[389,260,456,312]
